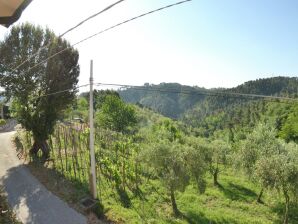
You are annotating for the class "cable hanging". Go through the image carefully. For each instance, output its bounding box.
[8,0,126,73]
[95,82,298,102]
[9,0,192,77]
[25,81,297,103]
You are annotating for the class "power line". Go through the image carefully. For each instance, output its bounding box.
[3,0,192,102]
[94,82,298,102]
[31,84,90,100]
[59,0,125,37]
[10,0,192,76]
[8,0,126,73]
[22,79,297,105]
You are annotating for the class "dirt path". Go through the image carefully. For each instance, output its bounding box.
[0,131,87,224]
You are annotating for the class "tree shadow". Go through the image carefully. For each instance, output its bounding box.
[180,210,210,224]
[219,182,257,202]
[180,210,238,224]
[0,164,87,224]
[131,186,147,201]
[115,185,132,208]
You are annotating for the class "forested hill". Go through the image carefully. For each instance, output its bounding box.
[119,83,208,118]
[119,77,298,119]
[229,76,298,96]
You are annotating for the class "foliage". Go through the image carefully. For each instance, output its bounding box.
[237,123,280,179]
[80,89,120,110]
[0,23,79,157]
[0,119,6,126]
[17,103,298,223]
[119,83,206,118]
[254,142,298,224]
[184,137,209,193]
[236,122,298,223]
[15,83,298,224]
[279,104,298,143]
[142,140,190,216]
[208,139,231,186]
[120,77,298,121]
[96,95,137,133]
[72,97,89,121]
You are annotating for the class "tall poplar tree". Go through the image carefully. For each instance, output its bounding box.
[0,23,80,158]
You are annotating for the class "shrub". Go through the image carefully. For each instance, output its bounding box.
[0,119,6,126]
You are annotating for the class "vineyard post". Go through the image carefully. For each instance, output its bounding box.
[89,59,97,199]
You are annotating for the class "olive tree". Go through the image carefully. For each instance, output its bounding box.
[255,142,298,224]
[208,139,231,186]
[141,120,188,216]
[185,136,209,193]
[0,23,79,158]
[237,123,282,202]
[142,140,190,216]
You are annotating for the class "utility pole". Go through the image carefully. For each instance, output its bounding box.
[89,60,97,199]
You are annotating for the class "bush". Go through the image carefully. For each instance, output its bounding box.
[0,119,6,126]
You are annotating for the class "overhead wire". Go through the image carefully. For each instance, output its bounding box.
[4,0,192,102]
[8,0,126,73]
[9,0,192,76]
[94,82,298,103]
[59,0,125,37]
[32,84,90,100]
[23,80,298,103]
[11,0,292,104]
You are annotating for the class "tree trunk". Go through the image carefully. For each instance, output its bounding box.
[195,175,205,194]
[170,187,180,217]
[213,168,219,186]
[283,190,290,224]
[29,140,50,159]
[257,188,264,203]
[29,141,40,155]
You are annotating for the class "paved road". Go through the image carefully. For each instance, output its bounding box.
[0,131,87,224]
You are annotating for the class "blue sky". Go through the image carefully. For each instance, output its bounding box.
[0,0,297,89]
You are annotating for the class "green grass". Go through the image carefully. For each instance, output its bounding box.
[96,168,298,224]
[16,128,298,224]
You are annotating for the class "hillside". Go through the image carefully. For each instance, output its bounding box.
[119,77,298,120]
[15,86,298,224]
[119,83,207,118]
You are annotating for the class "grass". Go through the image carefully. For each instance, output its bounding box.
[18,149,298,223]
[93,168,298,224]
[0,186,21,224]
[15,129,298,224]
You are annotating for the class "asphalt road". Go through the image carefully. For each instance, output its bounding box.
[0,131,87,224]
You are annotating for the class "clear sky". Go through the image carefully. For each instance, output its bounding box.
[1,0,298,91]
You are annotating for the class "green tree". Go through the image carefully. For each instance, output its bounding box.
[74,97,88,121]
[254,142,298,224]
[142,140,189,216]
[96,95,137,133]
[208,139,231,186]
[80,89,120,110]
[237,123,284,203]
[279,104,298,143]
[0,23,79,158]
[185,136,209,193]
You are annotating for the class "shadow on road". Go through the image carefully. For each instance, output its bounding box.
[0,164,86,224]
[0,165,49,223]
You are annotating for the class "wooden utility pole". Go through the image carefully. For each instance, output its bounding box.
[89,60,97,199]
